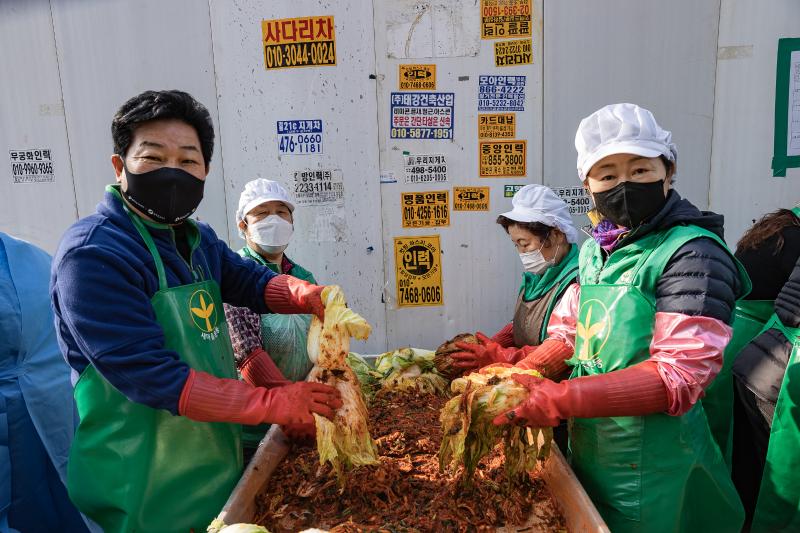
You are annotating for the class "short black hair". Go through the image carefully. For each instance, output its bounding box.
[496,215,554,242]
[112,90,214,168]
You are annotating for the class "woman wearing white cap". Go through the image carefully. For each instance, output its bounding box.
[493,104,749,532]
[224,178,319,455]
[448,184,580,376]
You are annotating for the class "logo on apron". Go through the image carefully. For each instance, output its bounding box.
[576,299,610,366]
[189,289,220,341]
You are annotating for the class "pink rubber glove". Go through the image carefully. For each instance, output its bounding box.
[179,369,341,426]
[264,275,326,320]
[515,338,574,379]
[493,361,669,427]
[240,348,291,388]
[451,332,522,371]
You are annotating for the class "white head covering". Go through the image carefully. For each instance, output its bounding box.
[499,184,578,243]
[236,179,294,236]
[575,103,677,181]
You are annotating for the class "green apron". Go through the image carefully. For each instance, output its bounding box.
[513,243,579,346]
[568,225,747,533]
[705,299,773,466]
[238,246,316,450]
[750,314,800,532]
[240,246,316,380]
[67,194,242,533]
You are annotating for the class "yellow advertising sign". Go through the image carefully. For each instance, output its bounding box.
[480,0,532,39]
[262,16,336,70]
[494,39,533,67]
[453,187,490,211]
[478,113,516,139]
[401,190,449,228]
[479,140,527,177]
[399,64,436,91]
[394,236,443,307]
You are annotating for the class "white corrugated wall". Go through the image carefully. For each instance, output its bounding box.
[1,0,799,352]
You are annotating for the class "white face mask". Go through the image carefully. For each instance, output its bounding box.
[248,215,293,254]
[519,243,558,275]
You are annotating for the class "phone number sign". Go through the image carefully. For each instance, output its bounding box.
[394,236,443,307]
[262,16,336,69]
[478,75,526,112]
[479,140,527,177]
[480,0,532,39]
[401,191,449,228]
[277,119,323,155]
[293,169,344,206]
[453,187,490,211]
[10,148,54,183]
[478,113,516,139]
[390,92,454,140]
[404,153,448,184]
[552,186,592,215]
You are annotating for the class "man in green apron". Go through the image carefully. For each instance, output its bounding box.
[494,104,748,532]
[51,90,342,533]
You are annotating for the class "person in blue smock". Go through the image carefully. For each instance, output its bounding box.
[0,232,90,533]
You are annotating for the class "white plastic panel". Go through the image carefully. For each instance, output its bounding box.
[543,0,721,218]
[710,0,800,245]
[49,0,230,237]
[210,0,387,353]
[0,0,77,253]
[375,0,544,349]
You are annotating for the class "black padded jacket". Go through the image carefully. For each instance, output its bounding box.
[587,190,744,324]
[733,228,800,406]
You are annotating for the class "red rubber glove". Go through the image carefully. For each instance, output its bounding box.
[515,338,574,379]
[450,332,523,371]
[264,275,326,320]
[493,361,669,427]
[239,353,317,441]
[179,369,342,426]
[491,322,516,348]
[282,422,316,442]
[240,348,291,388]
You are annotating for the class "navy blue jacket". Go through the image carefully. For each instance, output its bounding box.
[51,187,276,414]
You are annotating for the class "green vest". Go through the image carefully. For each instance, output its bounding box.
[67,188,242,532]
[239,246,316,381]
[751,206,800,532]
[569,225,747,533]
[513,243,580,346]
[709,299,773,466]
[238,246,316,449]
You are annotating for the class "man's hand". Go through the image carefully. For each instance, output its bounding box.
[282,422,316,442]
[264,275,326,320]
[266,382,341,426]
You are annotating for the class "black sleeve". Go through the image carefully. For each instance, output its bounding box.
[775,253,800,328]
[655,237,741,323]
[778,227,800,284]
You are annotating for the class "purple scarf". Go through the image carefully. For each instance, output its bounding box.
[592,219,629,252]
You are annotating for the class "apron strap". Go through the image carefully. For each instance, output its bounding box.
[763,314,800,345]
[112,188,170,292]
[242,245,269,267]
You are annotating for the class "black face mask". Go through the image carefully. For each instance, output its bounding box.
[592,180,667,228]
[122,163,205,225]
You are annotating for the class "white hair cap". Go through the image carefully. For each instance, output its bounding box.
[575,103,677,181]
[236,179,294,236]
[499,184,579,243]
